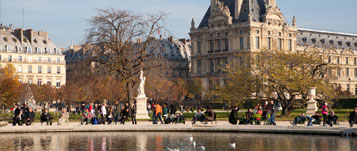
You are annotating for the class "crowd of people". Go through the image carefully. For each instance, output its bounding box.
[10,101,357,128]
[229,100,276,126]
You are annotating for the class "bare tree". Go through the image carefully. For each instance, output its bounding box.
[85,9,166,104]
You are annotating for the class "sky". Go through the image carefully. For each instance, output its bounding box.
[1,0,356,48]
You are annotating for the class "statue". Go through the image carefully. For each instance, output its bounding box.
[137,69,146,98]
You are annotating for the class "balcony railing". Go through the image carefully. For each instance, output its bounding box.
[0,58,66,64]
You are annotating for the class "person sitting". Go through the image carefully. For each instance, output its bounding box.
[120,106,129,124]
[245,108,254,125]
[229,107,239,125]
[311,112,321,125]
[192,108,206,124]
[25,108,35,126]
[349,107,357,127]
[205,108,216,123]
[174,112,185,124]
[58,108,70,125]
[291,113,307,125]
[40,109,53,125]
[327,111,338,127]
[81,109,91,125]
[107,108,114,125]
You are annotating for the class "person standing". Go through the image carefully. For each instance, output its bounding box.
[268,101,276,125]
[163,104,169,123]
[120,106,128,124]
[101,103,107,125]
[349,107,357,127]
[229,106,239,125]
[321,102,328,126]
[114,101,121,125]
[130,104,137,125]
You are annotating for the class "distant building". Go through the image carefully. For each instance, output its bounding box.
[64,36,191,79]
[190,0,357,96]
[0,25,66,88]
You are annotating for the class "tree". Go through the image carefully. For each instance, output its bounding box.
[86,8,165,104]
[0,64,21,112]
[186,79,203,99]
[210,50,337,116]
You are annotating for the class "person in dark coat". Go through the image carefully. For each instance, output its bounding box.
[12,104,21,126]
[120,106,128,124]
[25,108,35,126]
[40,109,53,125]
[130,104,137,125]
[229,106,239,125]
[349,107,357,127]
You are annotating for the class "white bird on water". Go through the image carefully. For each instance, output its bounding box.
[189,136,193,142]
[193,141,196,148]
[167,147,179,151]
[229,143,236,148]
[200,146,205,150]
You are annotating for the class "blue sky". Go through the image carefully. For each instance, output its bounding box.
[1,0,356,48]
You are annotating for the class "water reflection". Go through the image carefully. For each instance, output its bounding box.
[0,132,355,151]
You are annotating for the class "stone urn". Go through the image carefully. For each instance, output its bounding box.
[306,87,318,116]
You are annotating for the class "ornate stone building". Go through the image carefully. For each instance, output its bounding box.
[0,25,66,88]
[190,0,357,96]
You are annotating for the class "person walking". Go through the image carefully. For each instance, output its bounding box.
[130,104,137,125]
[155,103,163,124]
[321,102,328,126]
[101,103,107,125]
[268,100,276,125]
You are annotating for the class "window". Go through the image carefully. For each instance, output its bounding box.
[255,37,260,49]
[267,37,271,49]
[27,47,32,53]
[8,55,12,62]
[56,58,60,63]
[347,84,350,92]
[38,57,42,63]
[18,79,23,83]
[5,45,12,52]
[337,56,340,64]
[57,66,61,74]
[338,41,342,46]
[347,42,351,47]
[48,57,51,63]
[197,59,202,74]
[240,37,244,50]
[17,65,22,73]
[209,40,214,53]
[224,39,228,51]
[346,68,350,77]
[37,79,42,86]
[320,39,325,44]
[288,40,292,51]
[278,38,282,50]
[268,31,271,35]
[354,68,357,78]
[329,40,334,45]
[346,57,349,65]
[302,37,307,43]
[355,84,357,95]
[47,48,51,54]
[18,56,22,62]
[328,56,331,63]
[56,80,61,88]
[209,58,214,73]
[217,39,221,52]
[47,66,51,73]
[197,41,201,54]
[256,30,259,34]
[38,66,42,73]
[28,56,32,62]
[28,80,33,84]
[217,58,222,73]
[28,65,32,73]
[279,32,282,36]
[47,80,52,86]
[36,47,41,54]
[311,38,316,44]
[337,68,340,77]
[239,30,243,35]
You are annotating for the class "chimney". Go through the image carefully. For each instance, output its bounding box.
[24,29,33,43]
[235,0,243,20]
[160,35,163,40]
[137,38,142,43]
[168,36,174,43]
[14,28,24,44]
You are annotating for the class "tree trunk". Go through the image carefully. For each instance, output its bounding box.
[281,104,294,117]
[2,106,4,114]
[127,80,134,105]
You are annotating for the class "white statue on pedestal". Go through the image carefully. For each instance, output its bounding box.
[135,69,150,119]
[306,87,318,116]
[138,69,146,98]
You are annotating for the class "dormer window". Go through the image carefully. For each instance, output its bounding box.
[268,31,271,35]
[302,37,307,43]
[346,42,351,47]
[289,33,292,37]
[33,39,38,43]
[320,39,325,44]
[338,41,342,46]
[23,38,27,42]
[43,40,47,44]
[354,43,357,47]
[311,38,316,44]
[3,37,7,42]
[329,40,334,45]
[12,38,17,42]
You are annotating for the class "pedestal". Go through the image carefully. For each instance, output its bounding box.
[306,99,318,116]
[135,97,150,119]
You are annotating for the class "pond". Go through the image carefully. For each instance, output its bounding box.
[0,132,355,151]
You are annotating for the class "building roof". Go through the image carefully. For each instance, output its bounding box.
[198,0,266,28]
[297,28,357,51]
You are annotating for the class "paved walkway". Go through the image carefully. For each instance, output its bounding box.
[1,121,356,136]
